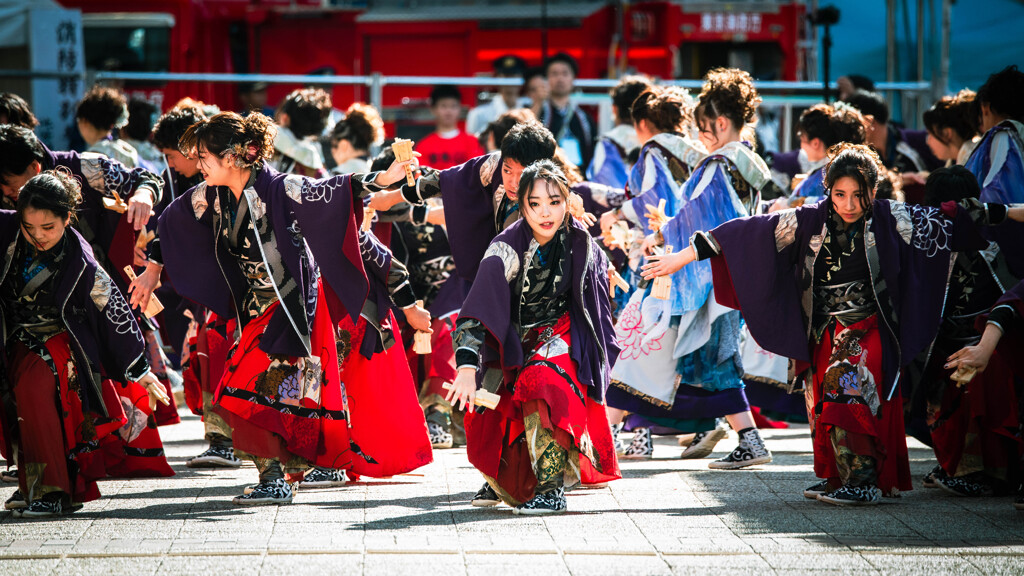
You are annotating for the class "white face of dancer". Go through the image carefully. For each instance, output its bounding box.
[1,160,42,203]
[831,175,873,225]
[195,145,237,187]
[21,206,69,252]
[502,158,525,200]
[162,149,201,178]
[925,129,959,162]
[522,179,567,245]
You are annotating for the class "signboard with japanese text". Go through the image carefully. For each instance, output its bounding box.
[29,9,84,151]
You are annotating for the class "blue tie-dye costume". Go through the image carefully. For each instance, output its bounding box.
[964,120,1024,277]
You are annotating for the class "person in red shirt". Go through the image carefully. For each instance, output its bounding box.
[415,85,484,170]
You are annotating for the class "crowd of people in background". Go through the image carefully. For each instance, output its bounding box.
[0,52,1022,519]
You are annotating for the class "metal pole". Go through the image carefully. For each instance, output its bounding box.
[916,0,924,85]
[822,24,832,103]
[541,0,549,62]
[886,0,896,84]
[939,0,951,96]
[370,73,383,115]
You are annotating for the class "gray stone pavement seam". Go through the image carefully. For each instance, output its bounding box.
[607,468,678,573]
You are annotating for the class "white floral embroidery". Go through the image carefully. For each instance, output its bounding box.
[80,152,132,196]
[482,240,520,283]
[479,151,501,187]
[908,204,953,258]
[888,200,913,244]
[774,209,798,252]
[358,231,388,270]
[104,282,141,338]
[89,268,113,311]
[284,175,304,204]
[245,188,266,220]
[191,182,209,220]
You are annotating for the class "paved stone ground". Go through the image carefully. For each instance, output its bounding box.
[1,408,1023,575]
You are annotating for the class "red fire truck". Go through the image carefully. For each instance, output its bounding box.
[61,0,807,115]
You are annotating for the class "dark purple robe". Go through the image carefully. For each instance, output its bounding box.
[706,198,990,400]
[437,152,504,282]
[0,211,149,417]
[458,219,620,401]
[158,162,368,359]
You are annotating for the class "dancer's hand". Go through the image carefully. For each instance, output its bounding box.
[138,371,170,411]
[642,247,696,279]
[375,153,421,188]
[128,262,162,311]
[403,303,433,333]
[127,189,154,231]
[445,368,477,412]
[641,233,662,256]
[946,323,1002,374]
[367,190,404,212]
[599,210,620,234]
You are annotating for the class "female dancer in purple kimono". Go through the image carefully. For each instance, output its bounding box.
[144,111,417,505]
[446,160,621,515]
[643,143,1024,505]
[946,278,1024,510]
[1,169,167,518]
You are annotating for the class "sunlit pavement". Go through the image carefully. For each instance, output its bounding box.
[1,408,1022,575]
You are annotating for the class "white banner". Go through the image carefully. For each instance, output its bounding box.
[29,8,84,151]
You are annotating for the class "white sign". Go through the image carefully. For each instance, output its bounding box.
[29,9,84,151]
[700,12,763,34]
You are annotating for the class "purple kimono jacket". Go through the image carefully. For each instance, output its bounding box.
[158,162,368,359]
[964,120,1024,277]
[458,219,620,402]
[437,152,506,282]
[704,198,991,400]
[0,212,149,416]
[43,146,163,275]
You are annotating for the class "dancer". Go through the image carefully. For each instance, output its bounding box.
[150,111,416,505]
[643,143,1024,505]
[923,90,978,167]
[329,103,385,175]
[586,75,652,188]
[75,86,139,168]
[0,169,167,518]
[917,167,1021,497]
[607,69,772,468]
[446,160,620,514]
[946,278,1024,510]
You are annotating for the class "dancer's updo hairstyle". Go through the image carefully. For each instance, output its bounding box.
[693,68,761,134]
[631,86,695,134]
[178,112,277,170]
[17,167,82,222]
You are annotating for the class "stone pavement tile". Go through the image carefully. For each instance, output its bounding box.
[663,553,772,573]
[742,536,848,554]
[465,552,568,576]
[56,556,160,575]
[959,553,1024,576]
[0,558,60,575]
[861,554,983,575]
[458,534,558,554]
[158,554,265,575]
[761,552,875,571]
[261,553,360,574]
[0,520,91,541]
[563,553,671,576]
[362,552,466,576]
